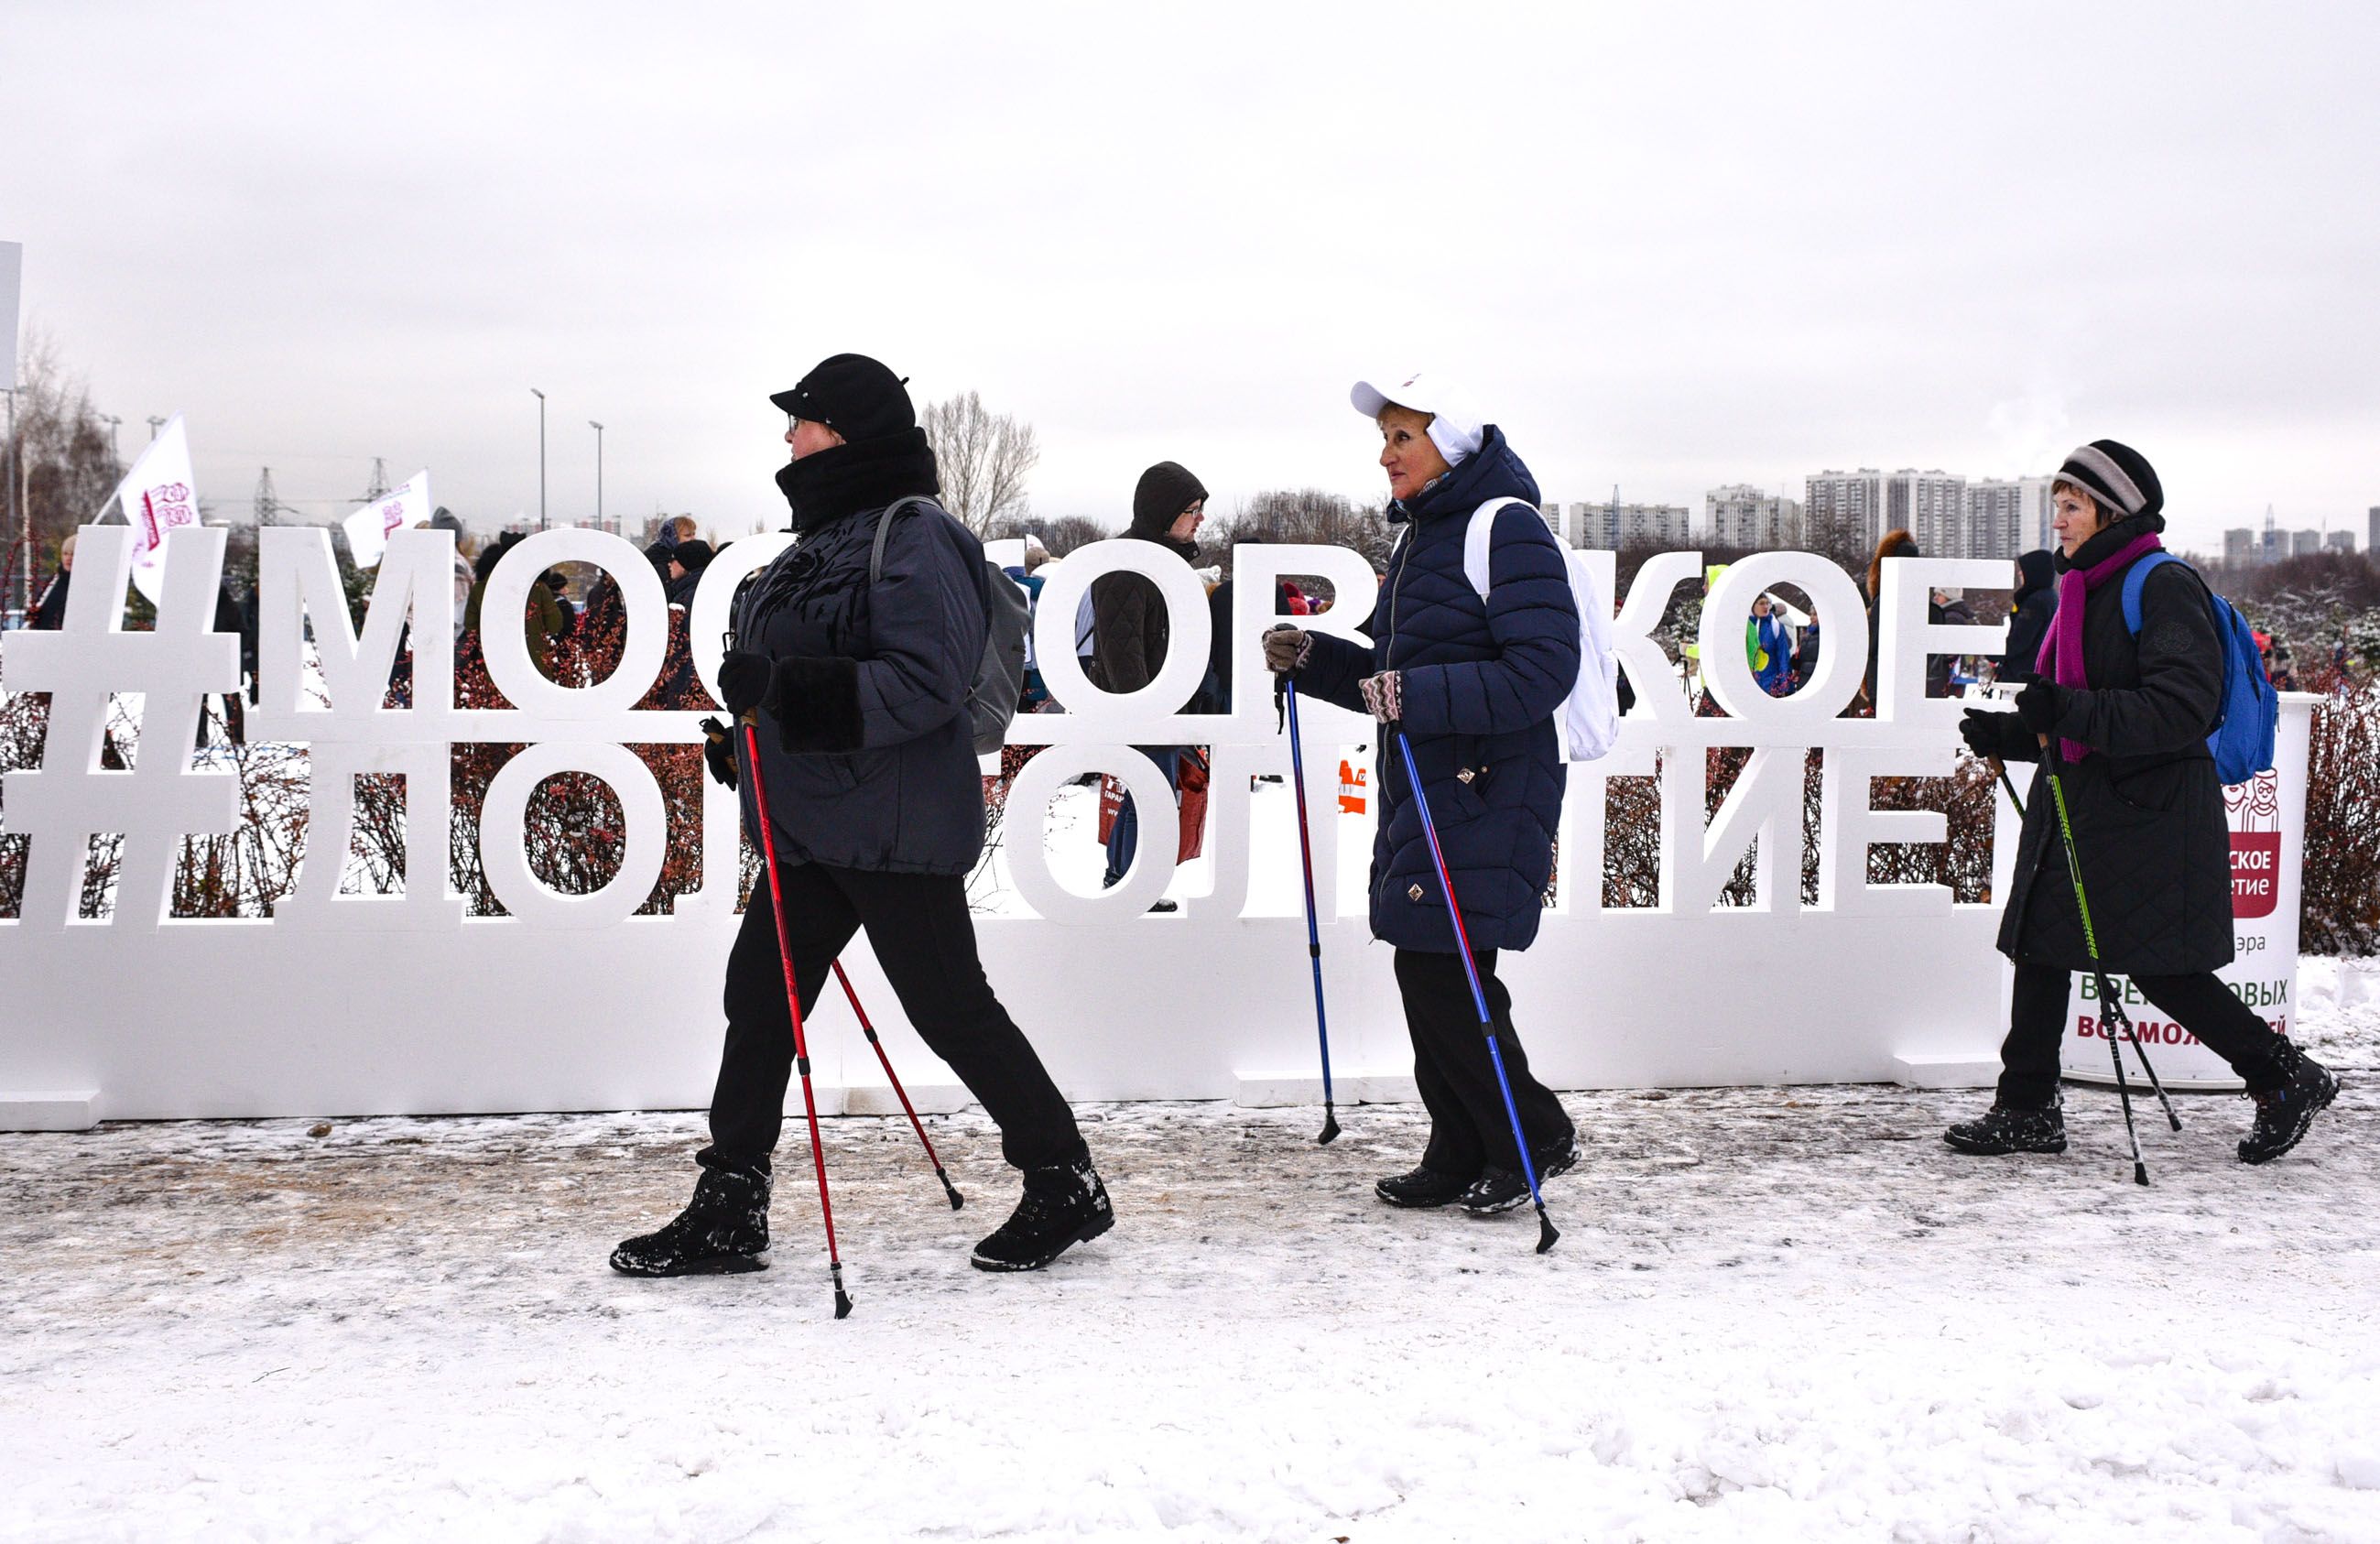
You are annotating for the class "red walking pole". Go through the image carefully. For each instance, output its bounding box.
[741,716,853,1320]
[831,959,964,1210]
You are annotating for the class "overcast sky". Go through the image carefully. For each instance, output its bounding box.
[6,0,2377,553]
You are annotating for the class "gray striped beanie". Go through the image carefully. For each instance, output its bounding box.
[2054,440,2162,520]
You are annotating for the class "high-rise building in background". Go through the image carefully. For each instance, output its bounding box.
[1886,469,1967,559]
[1570,501,1614,549]
[1704,484,1804,549]
[1535,503,1570,545]
[2370,506,2378,557]
[2224,528,2257,566]
[1804,470,1885,552]
[2261,508,2283,565]
[2293,528,2323,558]
[1614,503,1694,548]
[1961,479,2045,561]
[2328,529,2356,554]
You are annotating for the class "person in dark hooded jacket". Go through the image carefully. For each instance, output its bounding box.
[1951,440,2338,1165]
[1996,549,2056,686]
[1089,461,1207,906]
[613,353,1110,1281]
[1265,375,1581,1220]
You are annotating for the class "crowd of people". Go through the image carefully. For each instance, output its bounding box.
[599,353,2341,1293]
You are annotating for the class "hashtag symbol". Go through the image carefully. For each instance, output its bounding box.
[2,525,240,930]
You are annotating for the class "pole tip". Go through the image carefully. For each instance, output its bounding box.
[943,1178,965,1212]
[1318,1107,1342,1146]
[1536,1209,1560,1255]
[833,1288,854,1320]
[2133,1164,2150,1188]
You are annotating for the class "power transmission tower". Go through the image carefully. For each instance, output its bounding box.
[364,458,390,500]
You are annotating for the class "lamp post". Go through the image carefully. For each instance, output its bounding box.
[529,388,547,530]
[99,414,122,468]
[146,415,166,441]
[588,420,604,533]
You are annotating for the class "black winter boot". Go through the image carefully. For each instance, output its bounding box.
[610,1159,771,1277]
[1943,1104,2067,1156]
[1458,1135,1581,1216]
[971,1147,1114,1272]
[2239,1040,2340,1165]
[1375,1164,1476,1209]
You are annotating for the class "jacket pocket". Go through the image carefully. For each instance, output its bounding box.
[2110,759,2187,814]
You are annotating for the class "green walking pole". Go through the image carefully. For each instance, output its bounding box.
[2038,736,2181,1187]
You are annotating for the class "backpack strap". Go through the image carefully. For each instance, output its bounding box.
[867,495,940,584]
[2119,550,2184,635]
[1463,497,1530,598]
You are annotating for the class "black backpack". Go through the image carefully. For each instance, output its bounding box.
[868,496,1027,756]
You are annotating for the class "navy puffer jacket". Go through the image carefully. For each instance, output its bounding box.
[1296,427,1579,951]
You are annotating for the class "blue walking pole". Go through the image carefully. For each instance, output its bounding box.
[1389,724,1559,1254]
[1281,679,1341,1144]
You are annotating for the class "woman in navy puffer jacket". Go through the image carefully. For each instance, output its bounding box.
[1266,375,1581,1219]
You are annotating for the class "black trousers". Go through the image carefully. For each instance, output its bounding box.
[1998,961,2288,1109]
[709,864,1082,1173]
[1394,948,1574,1176]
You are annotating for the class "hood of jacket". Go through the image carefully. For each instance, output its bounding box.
[773,427,940,535]
[1388,425,1540,527]
[2013,548,2055,603]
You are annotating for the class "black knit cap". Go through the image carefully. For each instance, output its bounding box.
[1131,461,1208,538]
[671,538,712,571]
[769,353,915,443]
[2054,440,2162,520]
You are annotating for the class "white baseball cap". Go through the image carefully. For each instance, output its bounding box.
[1350,372,1485,466]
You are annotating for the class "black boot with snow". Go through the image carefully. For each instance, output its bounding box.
[971,1147,1113,1272]
[1375,1164,1475,1209]
[610,1159,771,1277]
[1458,1135,1581,1216]
[2239,1040,2340,1165]
[1943,1104,2067,1156]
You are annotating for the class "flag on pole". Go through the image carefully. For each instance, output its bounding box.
[111,414,202,605]
[340,470,432,570]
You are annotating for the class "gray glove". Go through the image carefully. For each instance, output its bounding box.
[1262,625,1312,675]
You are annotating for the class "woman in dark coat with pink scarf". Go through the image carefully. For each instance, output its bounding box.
[1948,440,2337,1167]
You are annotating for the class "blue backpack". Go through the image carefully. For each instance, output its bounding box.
[2118,551,2277,786]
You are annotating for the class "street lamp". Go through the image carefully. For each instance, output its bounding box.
[529,388,547,531]
[99,414,122,466]
[146,415,166,440]
[588,420,604,533]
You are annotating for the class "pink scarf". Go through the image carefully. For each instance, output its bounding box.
[2034,530,2163,762]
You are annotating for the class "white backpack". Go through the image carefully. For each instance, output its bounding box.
[1406,496,1620,763]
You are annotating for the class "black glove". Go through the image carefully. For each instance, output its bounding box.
[718,649,773,719]
[699,716,738,790]
[1959,707,2023,762]
[2015,679,2064,735]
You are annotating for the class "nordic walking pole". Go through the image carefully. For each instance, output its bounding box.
[829,959,964,1209]
[2038,737,2158,1183]
[2034,735,2181,1135]
[741,715,854,1319]
[1281,677,1341,1144]
[1988,756,2025,819]
[1390,724,1558,1253]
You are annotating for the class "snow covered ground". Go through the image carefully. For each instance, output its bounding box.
[4,959,2377,1542]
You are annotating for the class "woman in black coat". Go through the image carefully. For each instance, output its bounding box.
[613,353,1109,1280]
[1951,440,2337,1166]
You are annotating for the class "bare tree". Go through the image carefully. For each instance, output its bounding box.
[987,511,1109,557]
[922,391,1039,535]
[1207,488,1396,575]
[4,328,121,580]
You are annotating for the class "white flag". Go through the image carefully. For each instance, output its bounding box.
[112,414,202,605]
[340,470,432,570]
